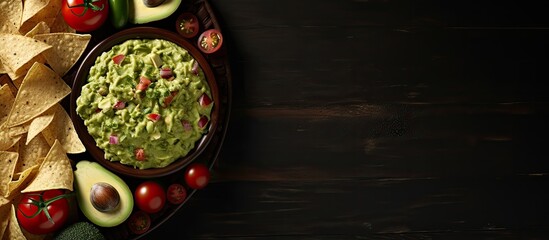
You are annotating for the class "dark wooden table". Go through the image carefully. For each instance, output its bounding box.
[148,0,549,239]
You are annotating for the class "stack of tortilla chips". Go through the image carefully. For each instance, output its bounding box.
[1,0,91,239]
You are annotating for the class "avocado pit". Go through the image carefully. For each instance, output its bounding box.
[90,182,120,212]
[142,0,165,7]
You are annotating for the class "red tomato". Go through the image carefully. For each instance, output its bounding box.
[184,163,210,189]
[136,76,151,91]
[197,29,223,54]
[112,54,125,64]
[134,181,166,214]
[16,190,70,235]
[163,91,178,107]
[61,0,109,32]
[166,183,187,205]
[135,148,146,161]
[147,113,161,122]
[127,211,151,235]
[176,12,200,38]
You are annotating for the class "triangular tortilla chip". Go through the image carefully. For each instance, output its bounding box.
[17,134,49,173]
[0,0,22,34]
[33,33,91,76]
[0,127,21,151]
[4,62,70,128]
[0,151,18,197]
[26,108,55,145]
[0,84,15,125]
[19,0,61,35]
[50,10,75,33]
[24,21,51,38]
[4,205,26,240]
[21,140,73,192]
[8,164,39,197]
[0,34,51,74]
[42,104,85,154]
[21,0,50,25]
[0,197,10,239]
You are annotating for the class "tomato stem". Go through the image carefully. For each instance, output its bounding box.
[68,0,104,17]
[17,192,75,223]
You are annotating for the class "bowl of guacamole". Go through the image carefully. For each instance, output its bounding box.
[70,27,219,178]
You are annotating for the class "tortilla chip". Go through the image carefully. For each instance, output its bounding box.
[0,151,18,196]
[0,34,51,75]
[3,205,26,240]
[6,124,29,138]
[50,10,75,33]
[9,75,24,89]
[0,61,6,74]
[34,33,91,76]
[21,140,74,192]
[0,0,22,34]
[42,104,85,154]
[4,62,70,128]
[21,0,49,25]
[8,164,39,197]
[7,54,47,80]
[0,84,14,125]
[0,128,21,151]
[24,21,51,38]
[17,134,49,173]
[19,0,61,35]
[26,108,55,145]
[0,197,10,239]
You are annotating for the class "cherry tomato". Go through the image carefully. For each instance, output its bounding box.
[197,29,223,54]
[62,0,109,32]
[166,183,187,205]
[127,211,151,235]
[176,12,200,38]
[16,190,70,235]
[134,181,166,213]
[184,163,210,189]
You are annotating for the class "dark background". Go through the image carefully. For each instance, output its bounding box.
[149,0,549,239]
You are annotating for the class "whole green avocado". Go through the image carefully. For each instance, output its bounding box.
[55,222,105,240]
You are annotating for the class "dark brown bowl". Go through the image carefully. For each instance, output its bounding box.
[70,27,219,178]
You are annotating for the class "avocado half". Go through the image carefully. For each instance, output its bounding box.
[129,0,182,24]
[74,161,134,227]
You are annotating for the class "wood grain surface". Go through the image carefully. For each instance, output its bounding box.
[145,0,549,239]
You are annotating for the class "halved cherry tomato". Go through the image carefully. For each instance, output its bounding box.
[127,211,151,235]
[62,0,109,32]
[197,29,223,54]
[176,12,199,38]
[166,183,187,205]
[135,148,145,161]
[16,190,70,235]
[184,163,210,189]
[134,181,166,214]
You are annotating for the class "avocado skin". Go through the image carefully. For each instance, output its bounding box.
[74,161,134,227]
[55,222,105,240]
[129,0,182,24]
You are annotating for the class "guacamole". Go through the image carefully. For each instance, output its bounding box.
[76,39,213,169]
